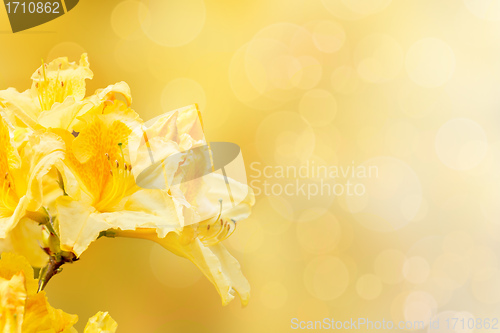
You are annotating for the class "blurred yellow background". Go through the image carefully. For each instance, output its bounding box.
[2,0,500,332]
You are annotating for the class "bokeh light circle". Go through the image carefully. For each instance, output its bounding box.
[405,38,456,88]
[299,89,337,127]
[463,0,500,21]
[432,252,471,290]
[471,267,500,304]
[403,256,430,284]
[404,291,437,326]
[161,78,206,113]
[356,274,383,300]
[435,118,488,170]
[255,111,315,165]
[331,65,361,94]
[321,0,392,20]
[354,34,404,83]
[374,249,406,284]
[139,0,206,47]
[111,0,148,40]
[311,20,345,53]
[296,212,341,254]
[304,256,349,300]
[345,157,423,232]
[47,42,86,62]
[294,56,323,90]
[260,282,288,309]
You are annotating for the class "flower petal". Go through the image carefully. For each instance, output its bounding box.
[0,271,26,332]
[31,54,93,110]
[155,234,250,306]
[37,96,94,132]
[24,131,66,211]
[22,291,78,333]
[0,252,37,295]
[84,311,117,333]
[0,217,48,268]
[56,197,109,257]
[0,88,41,129]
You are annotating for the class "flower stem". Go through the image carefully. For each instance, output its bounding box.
[38,256,64,292]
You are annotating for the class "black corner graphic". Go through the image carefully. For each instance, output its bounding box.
[3,0,79,33]
[64,0,77,11]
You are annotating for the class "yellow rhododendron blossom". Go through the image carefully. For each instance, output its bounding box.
[113,172,255,306]
[0,115,65,267]
[0,54,92,130]
[0,253,117,332]
[52,101,182,257]
[0,54,131,133]
[0,53,255,309]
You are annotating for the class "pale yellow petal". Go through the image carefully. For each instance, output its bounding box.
[83,311,117,333]
[37,97,94,132]
[31,54,93,110]
[105,189,181,238]
[24,131,65,211]
[171,173,254,227]
[0,218,48,268]
[93,81,132,106]
[0,252,37,295]
[0,272,26,333]
[56,197,109,257]
[0,196,29,239]
[210,243,250,306]
[175,104,205,142]
[21,291,78,333]
[0,88,41,129]
[155,234,249,306]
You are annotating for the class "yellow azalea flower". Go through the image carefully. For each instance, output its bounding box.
[105,104,255,306]
[0,54,92,130]
[0,54,131,133]
[0,252,77,332]
[0,115,65,267]
[0,253,118,333]
[128,104,208,227]
[51,101,183,257]
[111,172,255,306]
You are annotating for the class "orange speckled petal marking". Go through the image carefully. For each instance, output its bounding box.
[0,117,21,215]
[0,272,26,332]
[55,114,137,210]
